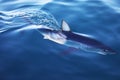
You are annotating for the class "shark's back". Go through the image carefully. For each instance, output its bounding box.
[63,31,111,50]
[60,20,116,54]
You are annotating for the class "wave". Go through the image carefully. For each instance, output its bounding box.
[101,0,120,13]
[0,7,60,34]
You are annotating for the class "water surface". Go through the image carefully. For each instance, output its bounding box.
[0,0,120,80]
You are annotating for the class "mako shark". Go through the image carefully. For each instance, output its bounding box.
[38,20,116,55]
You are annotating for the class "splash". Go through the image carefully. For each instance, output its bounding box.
[0,7,60,34]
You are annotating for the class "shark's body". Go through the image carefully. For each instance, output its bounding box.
[38,20,116,55]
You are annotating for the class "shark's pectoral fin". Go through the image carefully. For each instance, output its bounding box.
[43,34,49,39]
[44,36,48,39]
[61,20,70,31]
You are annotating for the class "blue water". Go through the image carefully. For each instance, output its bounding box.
[0,0,120,80]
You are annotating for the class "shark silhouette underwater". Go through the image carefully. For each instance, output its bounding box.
[37,20,116,55]
[8,19,116,55]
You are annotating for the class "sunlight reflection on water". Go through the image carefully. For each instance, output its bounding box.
[101,0,120,13]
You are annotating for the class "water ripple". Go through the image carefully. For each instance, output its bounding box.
[101,0,120,13]
[0,0,120,80]
[0,7,60,34]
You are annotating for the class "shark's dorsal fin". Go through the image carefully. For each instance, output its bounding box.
[61,20,70,31]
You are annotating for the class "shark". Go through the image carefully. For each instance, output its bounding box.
[38,20,116,55]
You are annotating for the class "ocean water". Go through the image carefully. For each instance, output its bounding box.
[0,0,120,80]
